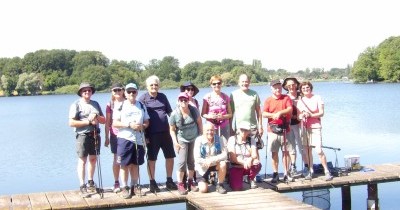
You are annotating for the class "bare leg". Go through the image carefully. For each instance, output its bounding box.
[87,155,97,181]
[147,160,156,180]
[77,157,87,185]
[166,158,174,178]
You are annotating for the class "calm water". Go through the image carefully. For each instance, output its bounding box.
[1,82,399,210]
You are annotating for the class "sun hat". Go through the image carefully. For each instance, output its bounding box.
[270,79,281,87]
[282,77,300,91]
[178,92,189,100]
[238,121,251,131]
[180,81,199,96]
[77,82,95,96]
[125,83,138,90]
[111,82,123,90]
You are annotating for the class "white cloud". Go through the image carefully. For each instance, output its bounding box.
[1,0,399,72]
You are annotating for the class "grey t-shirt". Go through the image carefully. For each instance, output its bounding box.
[69,99,103,134]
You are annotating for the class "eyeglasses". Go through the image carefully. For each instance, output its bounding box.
[150,84,159,87]
[185,87,194,91]
[112,88,122,92]
[127,90,137,94]
[212,82,221,86]
[179,98,188,102]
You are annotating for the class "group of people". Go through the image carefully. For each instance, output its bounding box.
[68,74,333,199]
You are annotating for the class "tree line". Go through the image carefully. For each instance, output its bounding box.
[3,36,399,96]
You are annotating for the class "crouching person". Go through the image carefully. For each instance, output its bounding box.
[194,122,228,194]
[228,121,261,191]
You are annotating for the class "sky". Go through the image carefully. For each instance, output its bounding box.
[1,0,399,72]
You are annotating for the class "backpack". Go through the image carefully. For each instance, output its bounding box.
[200,135,222,158]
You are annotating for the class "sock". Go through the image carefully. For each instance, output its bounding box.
[305,164,309,168]
[130,180,138,186]
[88,180,94,185]
[167,177,173,182]
[115,180,119,184]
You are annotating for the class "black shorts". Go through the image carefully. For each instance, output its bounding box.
[76,134,100,158]
[117,138,145,166]
[146,131,176,161]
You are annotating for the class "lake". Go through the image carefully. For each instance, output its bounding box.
[0,82,399,210]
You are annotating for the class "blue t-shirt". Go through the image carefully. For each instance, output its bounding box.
[139,92,172,133]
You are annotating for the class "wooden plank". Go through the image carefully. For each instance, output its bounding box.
[46,191,70,210]
[0,195,11,210]
[29,193,51,210]
[63,190,88,209]
[11,194,31,210]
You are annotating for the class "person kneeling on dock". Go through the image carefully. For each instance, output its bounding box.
[228,121,261,191]
[194,122,228,194]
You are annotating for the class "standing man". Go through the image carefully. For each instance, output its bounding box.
[139,75,178,193]
[112,83,150,199]
[262,80,293,183]
[230,74,263,147]
[69,82,106,197]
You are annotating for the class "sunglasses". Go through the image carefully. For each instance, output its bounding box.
[179,98,188,102]
[212,82,221,86]
[112,88,122,92]
[185,87,194,91]
[127,90,137,94]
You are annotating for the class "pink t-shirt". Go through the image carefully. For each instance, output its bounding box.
[297,95,323,129]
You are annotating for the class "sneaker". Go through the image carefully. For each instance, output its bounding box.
[113,182,121,193]
[87,180,96,193]
[79,184,90,198]
[216,184,227,194]
[120,186,131,199]
[250,180,257,189]
[177,182,187,195]
[149,180,161,193]
[188,179,199,192]
[304,171,313,180]
[325,172,333,181]
[302,167,310,178]
[166,180,178,190]
[271,172,279,183]
[132,184,146,197]
[290,165,298,177]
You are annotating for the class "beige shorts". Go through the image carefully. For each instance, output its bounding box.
[301,128,322,148]
[267,132,295,153]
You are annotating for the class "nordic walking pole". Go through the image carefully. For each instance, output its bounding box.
[142,130,156,196]
[303,116,312,180]
[94,127,104,198]
[282,128,290,183]
[134,124,142,198]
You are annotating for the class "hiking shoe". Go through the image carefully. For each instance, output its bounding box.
[132,184,146,197]
[271,172,279,183]
[216,184,227,194]
[304,171,313,180]
[113,182,121,193]
[250,180,258,189]
[120,186,131,199]
[302,167,310,178]
[149,180,161,193]
[177,182,187,195]
[166,180,178,190]
[79,184,90,198]
[188,179,199,192]
[325,172,333,181]
[87,180,96,193]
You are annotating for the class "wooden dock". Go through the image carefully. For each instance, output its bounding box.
[0,163,399,210]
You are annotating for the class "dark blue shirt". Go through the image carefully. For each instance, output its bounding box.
[139,92,172,133]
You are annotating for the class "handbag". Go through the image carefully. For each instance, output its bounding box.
[254,132,264,150]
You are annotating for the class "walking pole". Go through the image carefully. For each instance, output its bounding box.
[264,134,268,180]
[93,127,104,198]
[142,130,156,196]
[282,128,293,182]
[303,116,312,180]
[134,139,142,197]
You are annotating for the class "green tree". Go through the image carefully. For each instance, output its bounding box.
[351,47,380,82]
[81,65,111,91]
[377,36,400,82]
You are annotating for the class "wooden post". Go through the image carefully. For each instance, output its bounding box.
[341,185,351,210]
[367,183,379,210]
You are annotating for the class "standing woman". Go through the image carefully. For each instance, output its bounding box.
[138,75,178,193]
[104,83,125,193]
[282,77,302,177]
[169,92,203,195]
[113,83,150,198]
[180,82,200,109]
[201,75,232,140]
[297,81,333,181]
